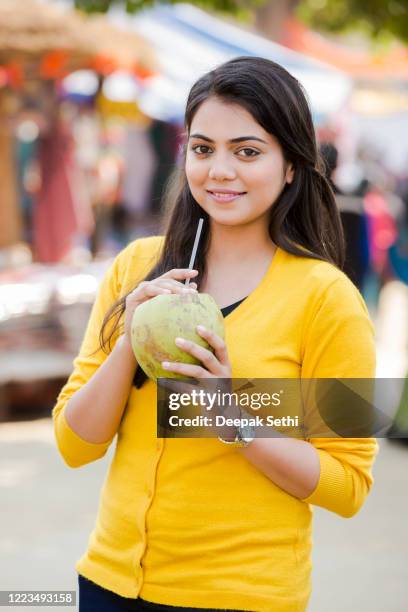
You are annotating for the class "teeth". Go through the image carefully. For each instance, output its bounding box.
[213,192,240,197]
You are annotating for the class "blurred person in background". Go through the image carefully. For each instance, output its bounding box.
[32,94,94,264]
[90,147,124,256]
[386,160,408,445]
[357,148,405,292]
[383,164,408,285]
[320,142,370,291]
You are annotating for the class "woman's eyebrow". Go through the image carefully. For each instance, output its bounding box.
[189,133,268,144]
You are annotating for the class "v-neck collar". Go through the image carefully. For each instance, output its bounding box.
[222,246,284,323]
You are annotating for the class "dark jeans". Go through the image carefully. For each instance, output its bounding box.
[78,575,244,612]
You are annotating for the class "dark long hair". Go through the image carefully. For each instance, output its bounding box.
[99,56,345,374]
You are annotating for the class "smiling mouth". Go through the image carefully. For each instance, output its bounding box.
[206,190,247,201]
[206,190,246,195]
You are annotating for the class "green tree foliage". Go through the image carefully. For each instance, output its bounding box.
[297,0,408,44]
[74,0,408,43]
[74,0,256,15]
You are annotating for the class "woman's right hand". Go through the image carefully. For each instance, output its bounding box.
[123,269,199,346]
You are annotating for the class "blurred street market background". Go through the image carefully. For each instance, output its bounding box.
[1,0,408,610]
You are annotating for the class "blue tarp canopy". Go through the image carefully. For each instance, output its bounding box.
[112,3,352,124]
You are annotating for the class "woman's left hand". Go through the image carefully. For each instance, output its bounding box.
[162,325,231,408]
[159,326,239,438]
[161,325,232,379]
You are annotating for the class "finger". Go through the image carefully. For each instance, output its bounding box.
[156,279,197,294]
[196,326,229,366]
[161,269,199,281]
[174,337,219,374]
[161,361,210,379]
[140,283,172,299]
[155,280,184,290]
[126,283,170,305]
[131,280,195,303]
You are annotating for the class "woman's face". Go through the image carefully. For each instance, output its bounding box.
[185,97,294,228]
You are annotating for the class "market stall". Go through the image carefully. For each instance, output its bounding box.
[0,0,157,416]
[0,0,156,254]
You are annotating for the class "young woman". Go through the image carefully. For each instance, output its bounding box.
[53,57,378,612]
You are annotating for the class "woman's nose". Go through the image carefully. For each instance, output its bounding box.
[208,159,236,181]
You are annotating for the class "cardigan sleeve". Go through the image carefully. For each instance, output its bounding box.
[299,275,379,518]
[52,244,133,468]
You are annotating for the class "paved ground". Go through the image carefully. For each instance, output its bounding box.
[1,419,407,611]
[1,280,408,611]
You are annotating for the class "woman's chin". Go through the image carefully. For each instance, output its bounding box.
[196,199,253,226]
[209,212,252,227]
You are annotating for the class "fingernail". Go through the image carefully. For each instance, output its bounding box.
[162,361,170,369]
[175,337,184,345]
[197,325,206,333]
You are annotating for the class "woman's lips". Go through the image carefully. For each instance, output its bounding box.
[206,190,246,203]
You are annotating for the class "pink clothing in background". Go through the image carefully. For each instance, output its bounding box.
[33,119,94,263]
[364,189,397,274]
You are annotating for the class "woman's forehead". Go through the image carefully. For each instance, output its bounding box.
[189,97,271,142]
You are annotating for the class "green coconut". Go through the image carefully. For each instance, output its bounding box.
[131,292,225,381]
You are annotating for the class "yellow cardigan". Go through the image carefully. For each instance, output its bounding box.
[53,236,378,611]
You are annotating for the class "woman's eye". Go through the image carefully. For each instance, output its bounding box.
[192,145,211,155]
[237,148,259,158]
[190,145,259,157]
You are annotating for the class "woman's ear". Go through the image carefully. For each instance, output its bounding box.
[286,163,294,185]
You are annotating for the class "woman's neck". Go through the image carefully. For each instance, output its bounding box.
[206,222,275,267]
